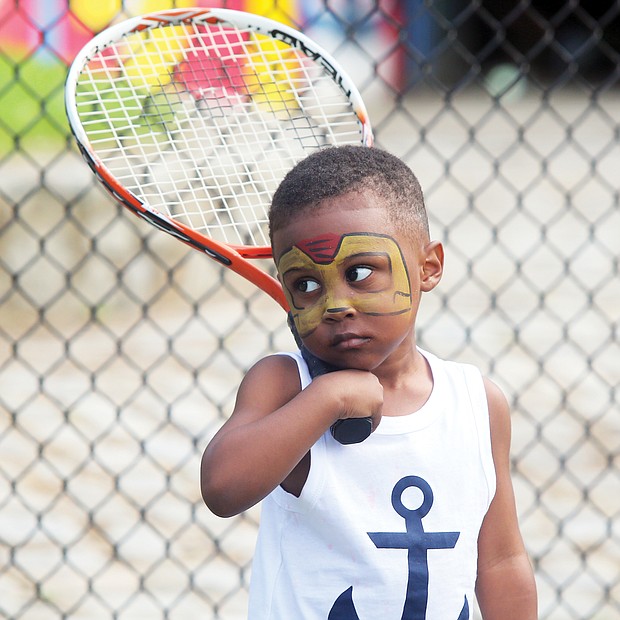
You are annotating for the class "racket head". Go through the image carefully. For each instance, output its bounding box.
[65,8,373,308]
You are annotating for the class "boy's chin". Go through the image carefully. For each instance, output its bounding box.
[302,347,379,374]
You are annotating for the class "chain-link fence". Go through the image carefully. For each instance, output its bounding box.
[1,1,619,618]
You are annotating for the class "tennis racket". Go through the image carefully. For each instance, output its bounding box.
[66,7,374,444]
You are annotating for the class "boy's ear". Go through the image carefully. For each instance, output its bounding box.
[420,240,444,292]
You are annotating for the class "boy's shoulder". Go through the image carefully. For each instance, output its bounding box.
[242,352,303,390]
[420,347,484,380]
[252,351,303,374]
[423,350,512,435]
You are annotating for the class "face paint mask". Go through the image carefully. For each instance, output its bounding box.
[277,232,412,337]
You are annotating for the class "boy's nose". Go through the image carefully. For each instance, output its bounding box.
[323,303,355,321]
[321,281,356,321]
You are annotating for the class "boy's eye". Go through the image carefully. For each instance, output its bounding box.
[296,279,320,293]
[346,266,373,283]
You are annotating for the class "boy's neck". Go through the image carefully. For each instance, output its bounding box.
[374,344,433,417]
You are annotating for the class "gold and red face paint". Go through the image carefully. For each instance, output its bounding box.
[277,232,412,337]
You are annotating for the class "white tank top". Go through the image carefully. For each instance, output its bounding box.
[248,349,496,620]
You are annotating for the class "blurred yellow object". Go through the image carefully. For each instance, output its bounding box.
[242,4,303,113]
[123,26,188,89]
[246,0,297,23]
[70,0,300,30]
[246,37,302,113]
[123,0,197,16]
[70,0,122,31]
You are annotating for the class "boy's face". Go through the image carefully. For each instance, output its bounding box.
[272,191,440,371]
[278,232,412,338]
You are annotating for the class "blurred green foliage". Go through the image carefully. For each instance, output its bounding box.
[0,48,69,157]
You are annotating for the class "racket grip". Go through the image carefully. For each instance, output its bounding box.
[330,417,373,445]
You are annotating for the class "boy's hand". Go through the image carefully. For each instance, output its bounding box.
[314,368,383,431]
[301,347,379,443]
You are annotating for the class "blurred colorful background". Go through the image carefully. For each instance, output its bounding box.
[0,0,302,157]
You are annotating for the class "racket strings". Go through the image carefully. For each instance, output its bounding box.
[75,18,364,247]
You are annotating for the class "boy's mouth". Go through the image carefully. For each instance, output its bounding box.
[331,332,371,349]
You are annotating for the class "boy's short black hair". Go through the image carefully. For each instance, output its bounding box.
[269,145,429,241]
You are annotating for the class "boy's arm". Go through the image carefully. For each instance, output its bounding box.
[200,354,382,518]
[476,377,538,620]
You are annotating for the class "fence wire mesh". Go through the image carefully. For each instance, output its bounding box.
[0,1,619,618]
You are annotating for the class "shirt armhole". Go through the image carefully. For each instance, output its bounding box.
[268,351,326,513]
[463,365,497,507]
[272,351,312,389]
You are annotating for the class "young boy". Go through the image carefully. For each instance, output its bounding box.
[201,146,537,619]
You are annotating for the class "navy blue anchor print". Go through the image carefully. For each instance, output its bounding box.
[328,476,469,620]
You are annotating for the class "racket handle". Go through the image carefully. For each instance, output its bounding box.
[330,417,373,445]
